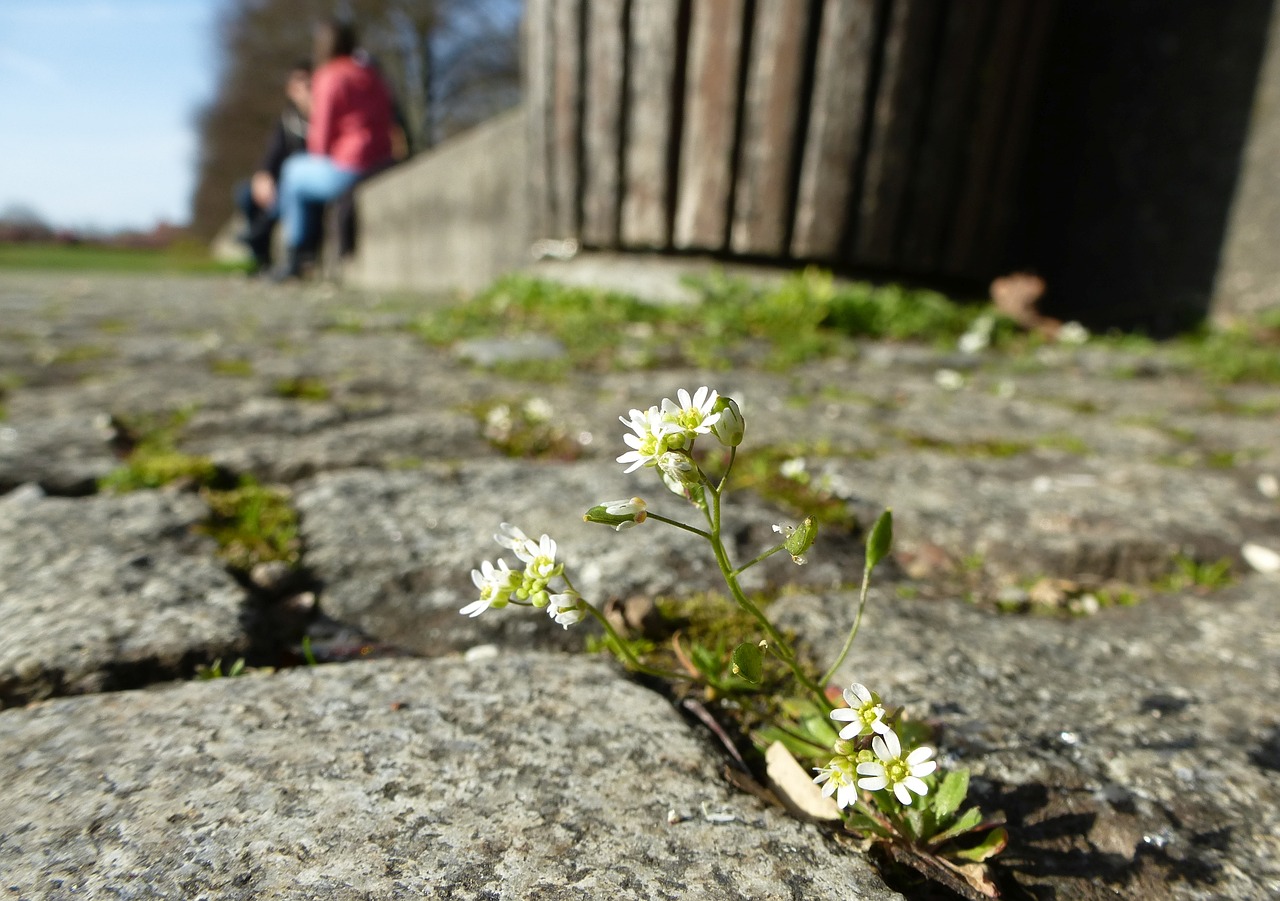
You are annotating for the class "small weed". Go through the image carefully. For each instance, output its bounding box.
[50,343,114,365]
[1156,555,1235,594]
[476,397,583,461]
[198,477,301,571]
[897,432,1032,458]
[720,445,862,531]
[210,358,254,377]
[196,657,246,680]
[274,376,331,402]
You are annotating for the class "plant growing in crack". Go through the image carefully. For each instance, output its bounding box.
[462,386,1006,898]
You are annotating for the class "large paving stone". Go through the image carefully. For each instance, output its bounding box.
[810,452,1280,585]
[0,654,900,900]
[294,461,865,656]
[0,414,118,495]
[774,575,1280,899]
[0,487,249,707]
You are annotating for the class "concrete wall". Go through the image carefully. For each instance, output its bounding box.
[345,108,530,294]
[1213,0,1280,321]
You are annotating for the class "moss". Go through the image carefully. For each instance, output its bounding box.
[98,450,219,492]
[274,376,331,401]
[210,357,254,377]
[896,431,1032,458]
[198,478,301,571]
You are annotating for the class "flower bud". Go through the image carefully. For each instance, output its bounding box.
[710,396,745,447]
[773,517,817,564]
[584,497,648,531]
[657,451,699,488]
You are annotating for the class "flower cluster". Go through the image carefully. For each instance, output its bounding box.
[815,682,937,808]
[617,388,743,492]
[461,523,584,628]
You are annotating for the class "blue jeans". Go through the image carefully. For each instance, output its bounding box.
[276,154,360,251]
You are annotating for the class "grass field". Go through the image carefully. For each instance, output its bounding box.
[0,242,243,274]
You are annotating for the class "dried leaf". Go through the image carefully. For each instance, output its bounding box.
[764,742,840,822]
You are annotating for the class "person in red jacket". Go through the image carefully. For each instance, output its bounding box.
[272,19,394,280]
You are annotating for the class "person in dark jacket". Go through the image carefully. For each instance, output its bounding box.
[234,62,313,273]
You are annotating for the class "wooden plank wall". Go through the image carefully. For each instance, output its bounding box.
[524,0,1056,281]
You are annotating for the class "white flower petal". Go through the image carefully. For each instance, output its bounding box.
[830,708,859,722]
[906,746,935,766]
[857,774,888,792]
[903,776,930,797]
[894,782,914,805]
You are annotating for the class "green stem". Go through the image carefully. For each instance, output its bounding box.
[732,543,787,577]
[716,446,737,493]
[820,563,873,688]
[644,510,712,540]
[581,603,694,683]
[707,532,832,712]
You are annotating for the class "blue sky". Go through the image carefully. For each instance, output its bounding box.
[0,0,221,232]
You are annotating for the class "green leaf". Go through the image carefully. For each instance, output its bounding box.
[866,509,893,571]
[932,769,969,823]
[951,826,1008,862]
[843,812,894,839]
[752,726,831,762]
[730,642,764,684]
[928,806,984,846]
[690,642,721,679]
[901,806,927,842]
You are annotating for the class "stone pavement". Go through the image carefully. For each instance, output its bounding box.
[1,269,1278,899]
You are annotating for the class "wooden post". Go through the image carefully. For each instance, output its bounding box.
[791,0,877,261]
[897,0,992,270]
[730,0,813,257]
[550,0,583,239]
[581,0,628,246]
[674,0,747,251]
[854,0,944,267]
[942,2,1029,276]
[523,0,554,240]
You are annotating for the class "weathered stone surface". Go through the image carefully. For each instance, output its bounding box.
[0,487,248,707]
[0,414,117,495]
[0,654,900,900]
[775,576,1280,900]
[294,461,863,656]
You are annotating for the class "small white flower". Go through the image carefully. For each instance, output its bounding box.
[779,457,808,482]
[813,756,860,810]
[830,682,890,739]
[661,386,721,443]
[494,522,532,553]
[514,532,559,579]
[461,558,517,617]
[547,591,584,627]
[523,397,554,422]
[855,729,937,806]
[934,368,965,391]
[617,406,672,473]
[657,451,699,488]
[1057,321,1090,345]
[958,314,996,355]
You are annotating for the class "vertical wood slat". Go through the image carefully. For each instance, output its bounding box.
[897,0,992,270]
[580,0,628,246]
[673,0,747,251]
[523,0,554,240]
[970,0,1058,274]
[854,0,944,267]
[942,2,1030,275]
[730,0,814,256]
[621,0,682,248]
[550,0,583,238]
[791,0,877,260]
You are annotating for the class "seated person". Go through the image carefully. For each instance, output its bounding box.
[234,61,316,273]
[273,20,395,280]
